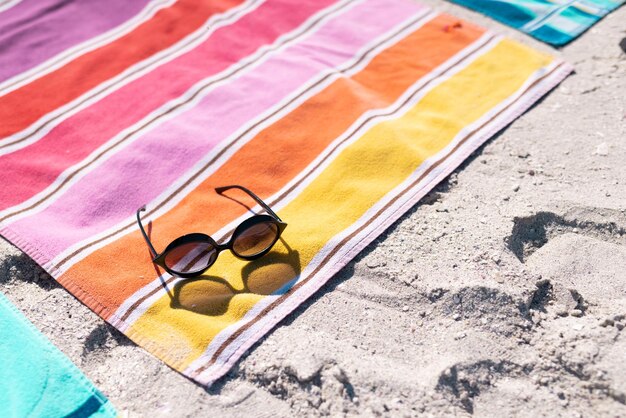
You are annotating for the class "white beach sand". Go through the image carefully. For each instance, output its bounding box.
[1,3,624,416]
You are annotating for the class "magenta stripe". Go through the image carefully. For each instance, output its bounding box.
[0,0,152,83]
[5,0,424,261]
[0,0,337,212]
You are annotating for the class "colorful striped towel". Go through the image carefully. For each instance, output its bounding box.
[0,293,116,417]
[0,0,572,385]
[448,0,624,45]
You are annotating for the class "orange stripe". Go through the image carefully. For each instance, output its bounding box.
[59,14,485,316]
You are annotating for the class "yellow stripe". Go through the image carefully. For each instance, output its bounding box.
[127,39,553,369]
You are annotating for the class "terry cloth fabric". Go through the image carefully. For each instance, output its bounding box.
[0,0,155,84]
[0,293,116,417]
[448,0,624,45]
[0,0,572,385]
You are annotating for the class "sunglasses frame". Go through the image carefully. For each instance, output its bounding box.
[136,185,287,278]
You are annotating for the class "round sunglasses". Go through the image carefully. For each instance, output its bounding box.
[136,185,287,278]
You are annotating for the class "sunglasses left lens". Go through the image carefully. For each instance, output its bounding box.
[164,241,217,274]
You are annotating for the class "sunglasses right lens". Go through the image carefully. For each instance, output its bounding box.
[164,241,217,274]
[232,221,279,258]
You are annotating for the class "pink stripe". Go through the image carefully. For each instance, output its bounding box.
[0,0,337,211]
[5,0,424,261]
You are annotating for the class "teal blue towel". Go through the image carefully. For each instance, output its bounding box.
[449,0,624,45]
[0,293,116,418]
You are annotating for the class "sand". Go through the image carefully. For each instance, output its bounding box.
[1,3,625,417]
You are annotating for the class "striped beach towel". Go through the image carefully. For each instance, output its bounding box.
[0,0,572,385]
[448,0,624,45]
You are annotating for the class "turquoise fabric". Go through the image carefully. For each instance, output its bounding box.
[0,293,116,418]
[449,0,624,45]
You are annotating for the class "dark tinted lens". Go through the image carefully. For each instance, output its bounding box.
[164,241,217,274]
[232,222,279,257]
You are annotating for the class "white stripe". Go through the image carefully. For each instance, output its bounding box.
[0,0,264,153]
[575,0,608,14]
[109,9,439,330]
[48,7,436,274]
[0,0,177,96]
[0,0,21,13]
[0,0,361,227]
[169,244,211,272]
[521,0,576,32]
[192,59,571,385]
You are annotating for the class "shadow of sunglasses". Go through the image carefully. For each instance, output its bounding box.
[166,241,301,316]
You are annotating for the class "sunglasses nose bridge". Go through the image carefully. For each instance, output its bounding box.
[215,241,230,252]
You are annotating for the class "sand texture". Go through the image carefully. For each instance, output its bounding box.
[1,3,625,417]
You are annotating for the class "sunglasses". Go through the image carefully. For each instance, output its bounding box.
[136,185,287,278]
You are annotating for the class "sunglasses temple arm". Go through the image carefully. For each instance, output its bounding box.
[136,206,158,258]
[215,185,283,222]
